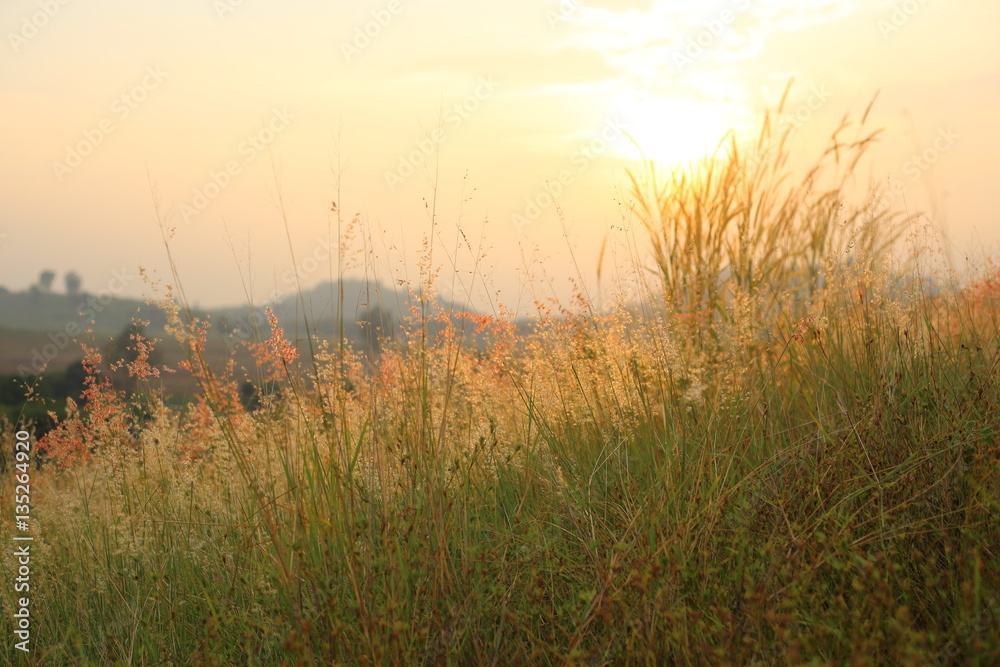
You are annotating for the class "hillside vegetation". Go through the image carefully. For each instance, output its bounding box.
[1,96,997,665]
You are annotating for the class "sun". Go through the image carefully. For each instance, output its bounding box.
[611,94,746,169]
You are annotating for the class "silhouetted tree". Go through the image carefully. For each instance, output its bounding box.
[38,269,55,292]
[64,271,82,296]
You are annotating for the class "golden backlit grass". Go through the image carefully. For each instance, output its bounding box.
[1,98,998,665]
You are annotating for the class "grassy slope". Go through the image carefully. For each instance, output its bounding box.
[2,273,995,666]
[0,101,997,665]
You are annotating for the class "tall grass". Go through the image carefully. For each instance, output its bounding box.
[1,97,998,665]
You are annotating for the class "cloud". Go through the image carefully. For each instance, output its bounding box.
[556,0,895,80]
[331,47,621,99]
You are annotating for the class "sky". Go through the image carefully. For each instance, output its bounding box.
[2,0,998,314]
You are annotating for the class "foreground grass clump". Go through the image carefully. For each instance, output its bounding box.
[3,260,996,666]
[2,105,998,665]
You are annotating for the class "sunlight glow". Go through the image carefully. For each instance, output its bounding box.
[613,95,747,168]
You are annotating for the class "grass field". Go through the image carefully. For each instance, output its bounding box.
[1,103,997,665]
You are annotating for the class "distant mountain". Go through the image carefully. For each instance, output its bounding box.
[0,286,176,335]
[213,278,401,337]
[0,280,489,389]
[0,278,475,343]
[213,278,475,344]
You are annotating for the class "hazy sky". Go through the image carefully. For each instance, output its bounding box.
[2,0,998,313]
